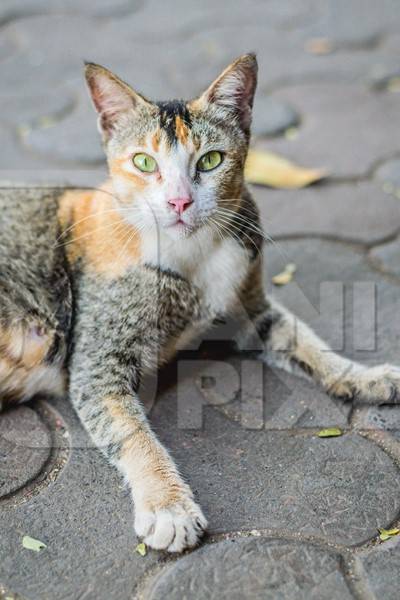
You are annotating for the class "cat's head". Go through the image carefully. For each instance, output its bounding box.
[85,54,257,239]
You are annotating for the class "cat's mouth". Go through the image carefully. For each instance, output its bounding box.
[166,216,196,237]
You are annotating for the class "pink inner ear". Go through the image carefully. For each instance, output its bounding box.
[206,59,257,131]
[89,74,134,121]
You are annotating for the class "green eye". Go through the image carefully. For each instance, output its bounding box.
[133,153,158,173]
[197,150,223,172]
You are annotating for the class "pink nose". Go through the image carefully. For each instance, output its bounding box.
[168,196,193,214]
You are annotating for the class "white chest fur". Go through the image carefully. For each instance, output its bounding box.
[141,228,250,315]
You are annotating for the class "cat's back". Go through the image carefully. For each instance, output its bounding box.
[0,187,62,264]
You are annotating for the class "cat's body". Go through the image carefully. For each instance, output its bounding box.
[1,55,400,553]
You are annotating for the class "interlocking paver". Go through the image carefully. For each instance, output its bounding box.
[263,83,400,177]
[255,181,400,244]
[369,237,400,279]
[0,406,51,497]
[151,394,400,545]
[146,538,354,600]
[358,536,400,600]
[0,0,143,22]
[264,238,400,366]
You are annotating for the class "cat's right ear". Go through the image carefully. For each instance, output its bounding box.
[84,63,150,142]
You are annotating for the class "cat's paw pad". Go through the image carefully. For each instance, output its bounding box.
[135,500,207,553]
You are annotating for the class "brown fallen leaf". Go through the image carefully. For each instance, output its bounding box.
[304,37,334,55]
[245,149,326,189]
[272,263,297,286]
[387,77,400,93]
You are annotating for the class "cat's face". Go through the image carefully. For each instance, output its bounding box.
[85,55,257,239]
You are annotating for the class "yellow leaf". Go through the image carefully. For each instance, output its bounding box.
[271,263,297,286]
[135,542,147,556]
[317,428,343,438]
[245,149,326,189]
[387,77,400,93]
[378,527,400,541]
[22,535,47,552]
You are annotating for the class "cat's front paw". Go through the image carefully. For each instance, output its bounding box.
[134,497,207,553]
[334,363,400,404]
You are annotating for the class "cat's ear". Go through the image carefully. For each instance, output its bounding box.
[84,62,151,142]
[193,54,258,132]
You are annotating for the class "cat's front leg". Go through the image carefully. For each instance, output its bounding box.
[70,384,207,552]
[237,285,400,404]
[69,349,206,553]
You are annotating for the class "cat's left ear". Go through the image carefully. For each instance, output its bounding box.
[192,53,258,133]
[84,62,152,142]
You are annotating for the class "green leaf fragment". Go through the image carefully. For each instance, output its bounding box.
[378,527,400,541]
[22,535,47,552]
[317,428,343,438]
[135,542,147,557]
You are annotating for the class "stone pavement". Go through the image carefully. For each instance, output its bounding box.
[1,1,400,598]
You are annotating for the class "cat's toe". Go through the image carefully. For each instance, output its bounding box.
[135,500,207,553]
[355,364,400,404]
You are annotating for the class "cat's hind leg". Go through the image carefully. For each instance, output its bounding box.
[238,295,400,405]
[0,318,65,408]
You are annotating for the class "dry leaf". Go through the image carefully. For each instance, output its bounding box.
[245,149,326,189]
[135,542,147,556]
[387,77,400,93]
[317,428,343,438]
[22,535,47,552]
[272,263,297,286]
[378,527,400,541]
[304,38,334,55]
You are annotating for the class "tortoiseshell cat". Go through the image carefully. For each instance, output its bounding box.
[1,55,400,553]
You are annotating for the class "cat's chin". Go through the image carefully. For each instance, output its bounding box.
[163,221,196,240]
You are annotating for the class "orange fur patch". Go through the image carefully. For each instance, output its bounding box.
[103,394,185,509]
[152,130,161,153]
[175,115,189,145]
[0,322,53,369]
[109,158,147,190]
[57,181,141,279]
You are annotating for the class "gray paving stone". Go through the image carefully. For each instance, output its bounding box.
[116,0,318,43]
[147,538,354,600]
[0,124,106,187]
[0,398,160,600]
[263,84,400,178]
[263,238,400,367]
[358,535,400,600]
[0,406,51,497]
[369,237,400,279]
[22,95,104,165]
[0,91,74,127]
[374,158,400,190]
[254,181,400,244]
[0,32,18,61]
[185,356,351,429]
[0,0,143,22]
[252,95,299,138]
[0,15,174,99]
[166,24,400,97]
[297,0,400,47]
[151,393,400,544]
[355,405,400,436]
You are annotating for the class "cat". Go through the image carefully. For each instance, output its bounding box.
[1,54,400,553]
